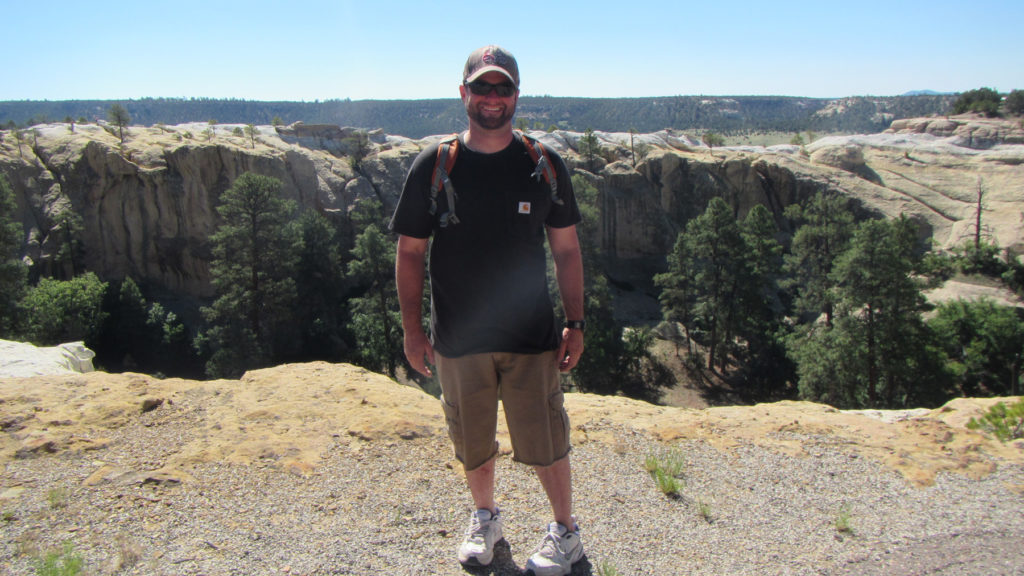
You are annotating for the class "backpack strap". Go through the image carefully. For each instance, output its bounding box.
[430,133,461,227]
[515,130,563,206]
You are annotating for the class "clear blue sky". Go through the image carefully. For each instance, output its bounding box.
[3,0,1022,101]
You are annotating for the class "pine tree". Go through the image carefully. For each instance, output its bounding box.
[346,224,401,377]
[791,216,946,408]
[200,172,299,378]
[783,191,855,326]
[0,175,27,336]
[107,103,131,144]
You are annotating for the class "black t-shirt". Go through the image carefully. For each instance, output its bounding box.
[390,133,580,357]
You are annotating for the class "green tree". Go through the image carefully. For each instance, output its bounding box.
[294,210,347,360]
[578,128,601,172]
[22,272,108,345]
[656,228,697,357]
[0,175,28,337]
[930,299,1024,397]
[677,197,748,371]
[1005,89,1024,115]
[792,216,947,408]
[244,124,258,149]
[702,131,725,149]
[736,205,789,397]
[107,103,131,144]
[343,130,372,169]
[200,172,299,378]
[346,224,401,377]
[51,207,84,279]
[628,128,649,168]
[783,191,855,326]
[951,87,1002,117]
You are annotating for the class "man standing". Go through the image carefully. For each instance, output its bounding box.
[391,45,585,575]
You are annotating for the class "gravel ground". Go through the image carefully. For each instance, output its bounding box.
[3,411,1023,576]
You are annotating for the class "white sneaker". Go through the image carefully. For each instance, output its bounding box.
[525,520,584,576]
[457,508,503,566]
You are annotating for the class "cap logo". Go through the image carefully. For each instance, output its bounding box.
[482,50,497,65]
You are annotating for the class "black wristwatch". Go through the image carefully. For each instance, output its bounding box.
[565,320,586,332]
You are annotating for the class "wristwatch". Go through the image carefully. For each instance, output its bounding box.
[564,320,586,332]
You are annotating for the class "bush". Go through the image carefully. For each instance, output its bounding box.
[967,399,1024,442]
[952,87,1002,117]
[22,273,108,346]
[1005,90,1024,116]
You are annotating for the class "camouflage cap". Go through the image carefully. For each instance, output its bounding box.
[463,45,519,88]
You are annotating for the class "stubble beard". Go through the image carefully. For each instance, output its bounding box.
[467,101,516,131]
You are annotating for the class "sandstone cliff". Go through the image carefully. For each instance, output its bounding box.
[2,115,1023,305]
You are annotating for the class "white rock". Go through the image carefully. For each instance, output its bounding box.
[0,339,96,377]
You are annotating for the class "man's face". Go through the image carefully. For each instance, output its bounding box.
[460,71,518,131]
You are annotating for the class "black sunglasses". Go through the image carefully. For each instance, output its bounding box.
[464,80,517,97]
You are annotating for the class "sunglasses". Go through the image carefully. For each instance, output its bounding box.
[464,80,517,97]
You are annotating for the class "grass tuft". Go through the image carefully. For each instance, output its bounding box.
[645,448,686,498]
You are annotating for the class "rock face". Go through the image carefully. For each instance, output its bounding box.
[2,116,1024,305]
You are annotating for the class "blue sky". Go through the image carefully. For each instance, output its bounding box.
[3,0,1021,101]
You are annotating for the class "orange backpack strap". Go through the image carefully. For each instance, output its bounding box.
[429,133,461,227]
[515,130,563,206]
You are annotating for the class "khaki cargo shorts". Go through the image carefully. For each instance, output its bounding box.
[436,350,570,471]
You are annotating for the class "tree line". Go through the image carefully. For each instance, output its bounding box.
[1,93,962,139]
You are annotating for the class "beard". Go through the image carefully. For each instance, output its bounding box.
[466,100,517,131]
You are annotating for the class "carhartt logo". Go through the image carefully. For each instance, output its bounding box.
[518,202,531,214]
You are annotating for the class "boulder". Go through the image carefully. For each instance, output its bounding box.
[0,340,95,377]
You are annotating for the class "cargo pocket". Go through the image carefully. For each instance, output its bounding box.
[548,391,570,454]
[440,394,462,447]
[438,391,462,455]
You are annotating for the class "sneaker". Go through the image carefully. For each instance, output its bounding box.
[457,508,503,566]
[525,520,584,576]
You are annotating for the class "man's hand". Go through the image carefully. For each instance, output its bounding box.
[557,327,584,372]
[404,327,435,377]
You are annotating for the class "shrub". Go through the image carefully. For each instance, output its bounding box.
[22,273,108,346]
[952,87,1002,117]
[1005,89,1024,116]
[967,399,1024,442]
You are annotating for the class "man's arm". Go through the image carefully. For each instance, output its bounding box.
[396,234,434,377]
[547,225,584,372]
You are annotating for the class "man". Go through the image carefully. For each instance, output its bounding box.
[390,45,585,576]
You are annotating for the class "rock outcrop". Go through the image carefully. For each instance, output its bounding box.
[0,339,95,377]
[3,115,1024,305]
[1,363,1021,488]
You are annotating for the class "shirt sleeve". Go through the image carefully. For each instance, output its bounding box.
[389,144,439,239]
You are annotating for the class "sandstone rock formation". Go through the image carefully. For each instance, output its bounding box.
[1,363,1022,575]
[1,363,1020,487]
[0,339,95,377]
[2,115,1023,307]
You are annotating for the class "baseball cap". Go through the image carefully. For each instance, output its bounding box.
[463,45,519,88]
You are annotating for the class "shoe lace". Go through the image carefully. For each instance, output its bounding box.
[536,531,564,559]
[465,516,487,544]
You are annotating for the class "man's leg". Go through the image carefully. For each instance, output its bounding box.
[467,456,497,513]
[436,353,503,566]
[528,453,583,575]
[534,454,573,528]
